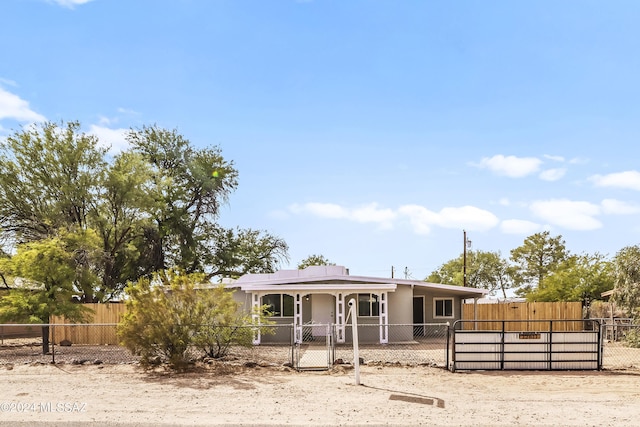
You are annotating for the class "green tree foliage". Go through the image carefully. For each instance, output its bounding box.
[117,269,271,369]
[0,121,289,301]
[612,245,640,319]
[0,121,106,242]
[92,152,157,299]
[126,125,239,273]
[0,233,93,353]
[510,231,568,296]
[204,226,289,279]
[525,253,614,302]
[426,250,514,297]
[297,254,335,269]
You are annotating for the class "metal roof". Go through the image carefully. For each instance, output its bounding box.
[228,266,488,298]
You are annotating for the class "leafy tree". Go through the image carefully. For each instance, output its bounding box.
[510,231,568,296]
[204,226,289,279]
[91,152,157,300]
[0,121,106,243]
[426,250,515,297]
[0,247,11,289]
[525,253,614,302]
[0,233,93,353]
[612,245,640,319]
[117,269,271,369]
[0,120,290,302]
[126,126,239,273]
[297,254,335,269]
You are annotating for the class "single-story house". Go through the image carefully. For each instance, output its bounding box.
[227,265,488,344]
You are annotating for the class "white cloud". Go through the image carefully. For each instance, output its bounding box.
[398,205,499,234]
[289,202,396,229]
[435,206,499,230]
[498,197,510,206]
[0,87,46,122]
[88,125,129,154]
[289,202,499,235]
[601,199,640,215]
[396,205,440,235]
[49,0,94,8]
[349,204,397,228]
[530,199,602,230]
[569,157,588,165]
[500,219,542,235]
[0,78,17,87]
[590,171,640,191]
[543,154,565,162]
[539,168,566,182]
[117,107,140,116]
[474,155,542,178]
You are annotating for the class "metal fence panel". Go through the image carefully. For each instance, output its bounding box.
[451,320,602,371]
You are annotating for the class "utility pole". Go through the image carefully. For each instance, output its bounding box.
[391,266,394,278]
[463,230,472,287]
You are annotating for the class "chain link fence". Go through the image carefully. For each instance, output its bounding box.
[600,322,640,370]
[1,322,639,371]
[333,323,450,368]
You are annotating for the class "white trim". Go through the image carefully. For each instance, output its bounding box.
[252,293,261,345]
[240,283,397,292]
[433,297,455,319]
[335,292,345,343]
[379,291,388,344]
[294,293,302,343]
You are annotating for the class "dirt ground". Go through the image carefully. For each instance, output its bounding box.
[1,363,639,427]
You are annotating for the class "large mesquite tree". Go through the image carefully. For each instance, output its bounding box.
[0,121,289,305]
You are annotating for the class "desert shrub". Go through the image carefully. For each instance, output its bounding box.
[624,328,640,348]
[117,269,271,369]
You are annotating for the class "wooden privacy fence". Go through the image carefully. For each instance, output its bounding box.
[462,301,584,331]
[50,303,127,345]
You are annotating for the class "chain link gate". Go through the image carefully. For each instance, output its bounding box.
[294,323,333,370]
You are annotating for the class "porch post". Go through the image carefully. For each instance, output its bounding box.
[252,292,261,345]
[379,291,388,344]
[335,292,345,343]
[294,293,303,344]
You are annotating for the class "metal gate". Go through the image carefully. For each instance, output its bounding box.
[450,319,601,371]
[293,323,333,370]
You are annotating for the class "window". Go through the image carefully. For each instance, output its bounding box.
[434,298,454,318]
[358,293,379,317]
[263,294,294,317]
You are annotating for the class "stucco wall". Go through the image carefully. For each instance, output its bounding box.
[417,290,462,323]
[388,285,413,324]
[231,288,251,312]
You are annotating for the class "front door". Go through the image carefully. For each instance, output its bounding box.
[311,294,334,338]
[413,296,424,337]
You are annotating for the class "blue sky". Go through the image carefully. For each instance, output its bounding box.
[2,0,640,280]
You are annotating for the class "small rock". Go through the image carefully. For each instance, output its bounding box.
[59,339,72,347]
[93,359,103,365]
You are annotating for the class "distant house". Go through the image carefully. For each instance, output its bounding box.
[227,265,488,344]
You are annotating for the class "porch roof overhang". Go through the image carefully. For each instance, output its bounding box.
[239,283,397,293]
[410,281,488,298]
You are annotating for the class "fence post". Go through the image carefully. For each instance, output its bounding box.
[548,320,553,370]
[445,322,450,370]
[500,320,505,370]
[51,324,55,364]
[596,319,602,370]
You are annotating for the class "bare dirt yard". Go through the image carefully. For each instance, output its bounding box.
[1,363,639,427]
